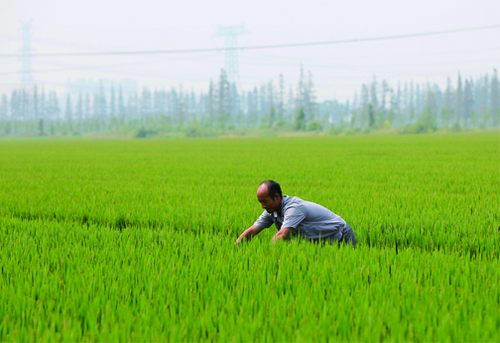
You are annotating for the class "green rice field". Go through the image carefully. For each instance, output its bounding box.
[0,132,499,341]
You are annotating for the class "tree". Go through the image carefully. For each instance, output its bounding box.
[295,65,306,117]
[207,79,217,124]
[422,83,437,131]
[350,91,358,128]
[370,76,383,127]
[287,85,294,124]
[370,75,379,112]
[403,82,409,122]
[455,73,464,126]
[168,88,177,123]
[306,70,316,121]
[480,74,489,125]
[118,85,125,121]
[84,92,91,121]
[197,92,207,124]
[20,89,28,121]
[99,81,107,123]
[269,106,276,128]
[38,117,44,136]
[409,81,415,122]
[65,93,73,122]
[93,92,100,121]
[10,90,20,121]
[110,84,116,119]
[491,69,499,126]
[0,94,8,122]
[176,84,185,127]
[230,83,240,124]
[463,79,474,127]
[218,69,231,126]
[415,83,421,121]
[52,91,61,121]
[126,92,138,121]
[246,88,258,129]
[390,87,403,127]
[278,74,285,122]
[259,83,267,125]
[381,79,389,117]
[140,87,152,120]
[360,83,369,128]
[368,103,375,128]
[40,87,46,121]
[267,80,275,127]
[76,92,83,125]
[33,85,39,120]
[294,107,306,130]
[442,77,454,127]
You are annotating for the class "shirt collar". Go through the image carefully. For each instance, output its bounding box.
[273,195,288,218]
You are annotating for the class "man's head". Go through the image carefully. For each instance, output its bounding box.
[257,180,282,213]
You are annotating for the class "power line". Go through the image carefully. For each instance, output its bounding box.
[0,24,498,58]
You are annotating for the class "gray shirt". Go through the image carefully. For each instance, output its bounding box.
[253,195,347,240]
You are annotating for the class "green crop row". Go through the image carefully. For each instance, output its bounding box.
[1,216,498,342]
[0,133,498,254]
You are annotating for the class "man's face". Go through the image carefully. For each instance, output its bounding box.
[257,186,281,213]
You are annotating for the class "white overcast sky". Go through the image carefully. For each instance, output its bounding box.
[0,0,498,101]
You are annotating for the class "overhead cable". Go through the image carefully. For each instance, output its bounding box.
[0,24,498,58]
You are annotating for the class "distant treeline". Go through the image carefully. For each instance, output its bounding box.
[0,67,498,137]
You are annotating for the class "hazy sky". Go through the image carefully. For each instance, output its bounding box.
[1,0,498,101]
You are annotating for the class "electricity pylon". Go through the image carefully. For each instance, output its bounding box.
[19,20,34,87]
[213,23,250,92]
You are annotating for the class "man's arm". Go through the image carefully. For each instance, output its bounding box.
[272,227,292,242]
[235,225,265,245]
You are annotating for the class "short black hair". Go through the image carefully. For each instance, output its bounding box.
[260,180,282,200]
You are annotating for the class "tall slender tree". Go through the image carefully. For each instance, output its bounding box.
[110,85,116,119]
[40,87,46,121]
[442,77,454,127]
[464,79,474,127]
[99,81,107,123]
[409,80,415,122]
[65,93,73,130]
[491,69,499,126]
[360,83,369,128]
[306,70,316,121]
[207,79,216,124]
[481,74,489,124]
[455,73,464,126]
[278,74,285,122]
[218,69,231,126]
[0,94,8,122]
[33,85,39,120]
[76,92,83,124]
[118,85,125,121]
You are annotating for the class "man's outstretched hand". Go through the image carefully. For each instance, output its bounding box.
[272,227,292,242]
[235,225,265,245]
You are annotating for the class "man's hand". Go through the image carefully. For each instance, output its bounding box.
[272,227,292,242]
[235,225,264,245]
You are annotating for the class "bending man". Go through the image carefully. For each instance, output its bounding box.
[235,180,356,248]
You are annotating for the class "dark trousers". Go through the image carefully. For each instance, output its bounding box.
[309,223,356,249]
[338,223,356,249]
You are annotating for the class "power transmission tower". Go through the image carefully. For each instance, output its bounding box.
[213,23,250,92]
[19,20,34,88]
[18,20,35,121]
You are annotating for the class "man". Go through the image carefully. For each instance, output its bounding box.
[235,180,356,248]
